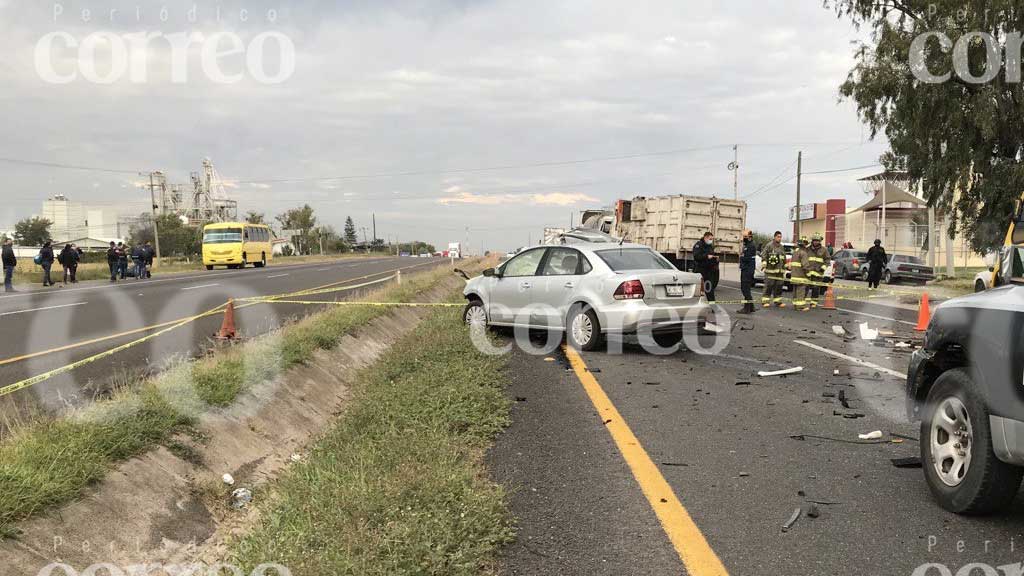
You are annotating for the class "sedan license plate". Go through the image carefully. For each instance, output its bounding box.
[665,284,684,297]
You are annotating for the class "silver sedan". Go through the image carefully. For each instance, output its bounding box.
[462,242,710,350]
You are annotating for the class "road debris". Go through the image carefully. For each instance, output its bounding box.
[758,366,803,377]
[802,502,821,518]
[661,462,689,467]
[891,457,923,469]
[782,507,802,532]
[838,389,850,408]
[735,381,752,386]
[858,430,883,440]
[859,323,878,340]
[739,471,750,477]
[290,453,302,463]
[222,473,235,486]
[231,487,253,508]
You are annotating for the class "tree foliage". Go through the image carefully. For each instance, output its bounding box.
[828,0,1024,251]
[245,211,266,225]
[129,214,201,257]
[343,216,358,245]
[276,205,318,255]
[14,217,52,246]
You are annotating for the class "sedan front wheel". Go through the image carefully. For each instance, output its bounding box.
[462,301,488,328]
[567,304,603,352]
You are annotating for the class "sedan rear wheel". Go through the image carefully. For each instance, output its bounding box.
[921,369,1023,514]
[567,304,603,351]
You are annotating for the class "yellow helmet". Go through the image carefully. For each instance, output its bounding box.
[799,235,809,244]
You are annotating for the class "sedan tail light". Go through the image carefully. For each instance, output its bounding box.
[613,279,645,300]
[852,258,859,267]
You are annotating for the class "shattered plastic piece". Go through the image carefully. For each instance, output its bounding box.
[739,471,750,477]
[782,507,801,532]
[222,473,235,486]
[735,381,752,386]
[231,487,253,508]
[858,430,883,440]
[838,389,850,409]
[894,341,912,349]
[891,457,923,468]
[833,369,840,376]
[802,503,821,518]
[832,325,846,336]
[544,357,555,362]
[758,367,803,377]
[859,323,878,340]
[515,396,528,402]
[704,323,725,333]
[290,454,302,463]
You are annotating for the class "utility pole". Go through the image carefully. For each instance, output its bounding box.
[147,172,162,269]
[729,145,740,200]
[318,228,324,255]
[372,213,377,248]
[794,151,802,241]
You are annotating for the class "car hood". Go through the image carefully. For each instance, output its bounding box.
[936,283,1024,313]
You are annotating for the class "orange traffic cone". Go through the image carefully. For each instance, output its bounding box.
[914,293,931,332]
[823,285,837,310]
[216,299,237,340]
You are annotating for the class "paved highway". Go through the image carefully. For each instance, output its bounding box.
[489,280,1023,576]
[0,256,445,418]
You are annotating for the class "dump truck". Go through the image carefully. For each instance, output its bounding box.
[581,195,748,269]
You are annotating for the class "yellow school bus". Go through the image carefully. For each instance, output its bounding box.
[202,222,273,270]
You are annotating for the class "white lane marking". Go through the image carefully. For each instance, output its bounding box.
[0,301,88,317]
[793,339,907,379]
[266,273,290,279]
[835,307,916,326]
[316,268,330,271]
[182,283,220,291]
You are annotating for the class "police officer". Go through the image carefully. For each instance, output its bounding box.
[790,236,810,311]
[692,231,719,302]
[804,232,830,308]
[866,239,888,289]
[760,231,786,307]
[738,229,757,314]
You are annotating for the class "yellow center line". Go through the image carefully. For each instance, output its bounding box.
[562,344,730,576]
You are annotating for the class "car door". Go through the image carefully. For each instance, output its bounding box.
[489,247,547,325]
[537,247,589,327]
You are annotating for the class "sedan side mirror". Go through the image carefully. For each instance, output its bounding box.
[483,267,497,278]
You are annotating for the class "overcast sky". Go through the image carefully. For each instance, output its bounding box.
[0,0,888,251]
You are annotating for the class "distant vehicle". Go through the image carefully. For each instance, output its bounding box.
[906,245,1024,513]
[448,242,462,259]
[884,254,934,285]
[399,251,411,257]
[542,227,566,245]
[832,249,870,279]
[202,222,272,270]
[753,242,833,290]
[462,242,709,351]
[582,195,747,270]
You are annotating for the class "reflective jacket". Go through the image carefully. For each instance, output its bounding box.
[761,241,787,278]
[789,245,808,280]
[804,243,830,283]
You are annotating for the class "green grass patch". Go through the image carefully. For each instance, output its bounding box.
[0,262,481,536]
[230,308,513,576]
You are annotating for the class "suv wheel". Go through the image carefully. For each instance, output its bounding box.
[463,300,487,328]
[884,270,893,284]
[861,269,869,282]
[975,279,986,293]
[567,304,603,351]
[921,369,1023,514]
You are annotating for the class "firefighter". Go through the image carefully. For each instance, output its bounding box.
[738,229,757,314]
[790,235,810,311]
[804,232,830,308]
[760,230,787,307]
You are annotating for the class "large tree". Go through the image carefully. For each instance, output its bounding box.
[343,216,358,245]
[129,214,201,257]
[14,217,52,246]
[828,0,1024,251]
[276,205,318,255]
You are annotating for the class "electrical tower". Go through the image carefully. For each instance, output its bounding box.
[188,158,237,225]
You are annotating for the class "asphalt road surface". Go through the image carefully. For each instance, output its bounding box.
[490,280,1024,576]
[0,256,444,417]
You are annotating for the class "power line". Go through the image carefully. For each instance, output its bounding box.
[803,163,881,175]
[0,157,141,175]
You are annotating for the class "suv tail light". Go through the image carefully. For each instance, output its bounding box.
[852,258,859,267]
[613,279,645,300]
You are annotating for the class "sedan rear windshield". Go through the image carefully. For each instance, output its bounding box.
[595,248,673,271]
[894,255,924,264]
[203,228,243,244]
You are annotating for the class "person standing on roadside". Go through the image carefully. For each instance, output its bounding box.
[2,238,16,293]
[737,229,757,314]
[804,233,830,308]
[58,243,74,285]
[143,241,154,278]
[692,231,720,303]
[760,231,787,308]
[39,241,55,287]
[789,236,810,311]
[107,241,118,282]
[131,243,145,280]
[117,242,129,279]
[866,238,888,290]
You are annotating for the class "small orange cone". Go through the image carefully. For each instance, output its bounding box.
[915,293,931,332]
[216,299,237,340]
[823,285,837,310]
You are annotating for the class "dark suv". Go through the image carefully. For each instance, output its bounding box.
[906,246,1024,513]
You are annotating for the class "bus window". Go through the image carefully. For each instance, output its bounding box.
[203,228,243,243]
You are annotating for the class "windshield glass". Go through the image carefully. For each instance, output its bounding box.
[596,248,673,271]
[203,228,243,244]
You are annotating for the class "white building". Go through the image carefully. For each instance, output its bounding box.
[39,196,124,243]
[86,208,126,240]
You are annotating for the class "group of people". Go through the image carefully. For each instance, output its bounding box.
[34,240,85,287]
[106,241,155,282]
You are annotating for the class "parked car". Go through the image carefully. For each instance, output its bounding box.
[753,242,833,290]
[883,254,934,285]
[832,249,870,280]
[905,246,1024,513]
[462,243,709,350]
[974,270,992,292]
